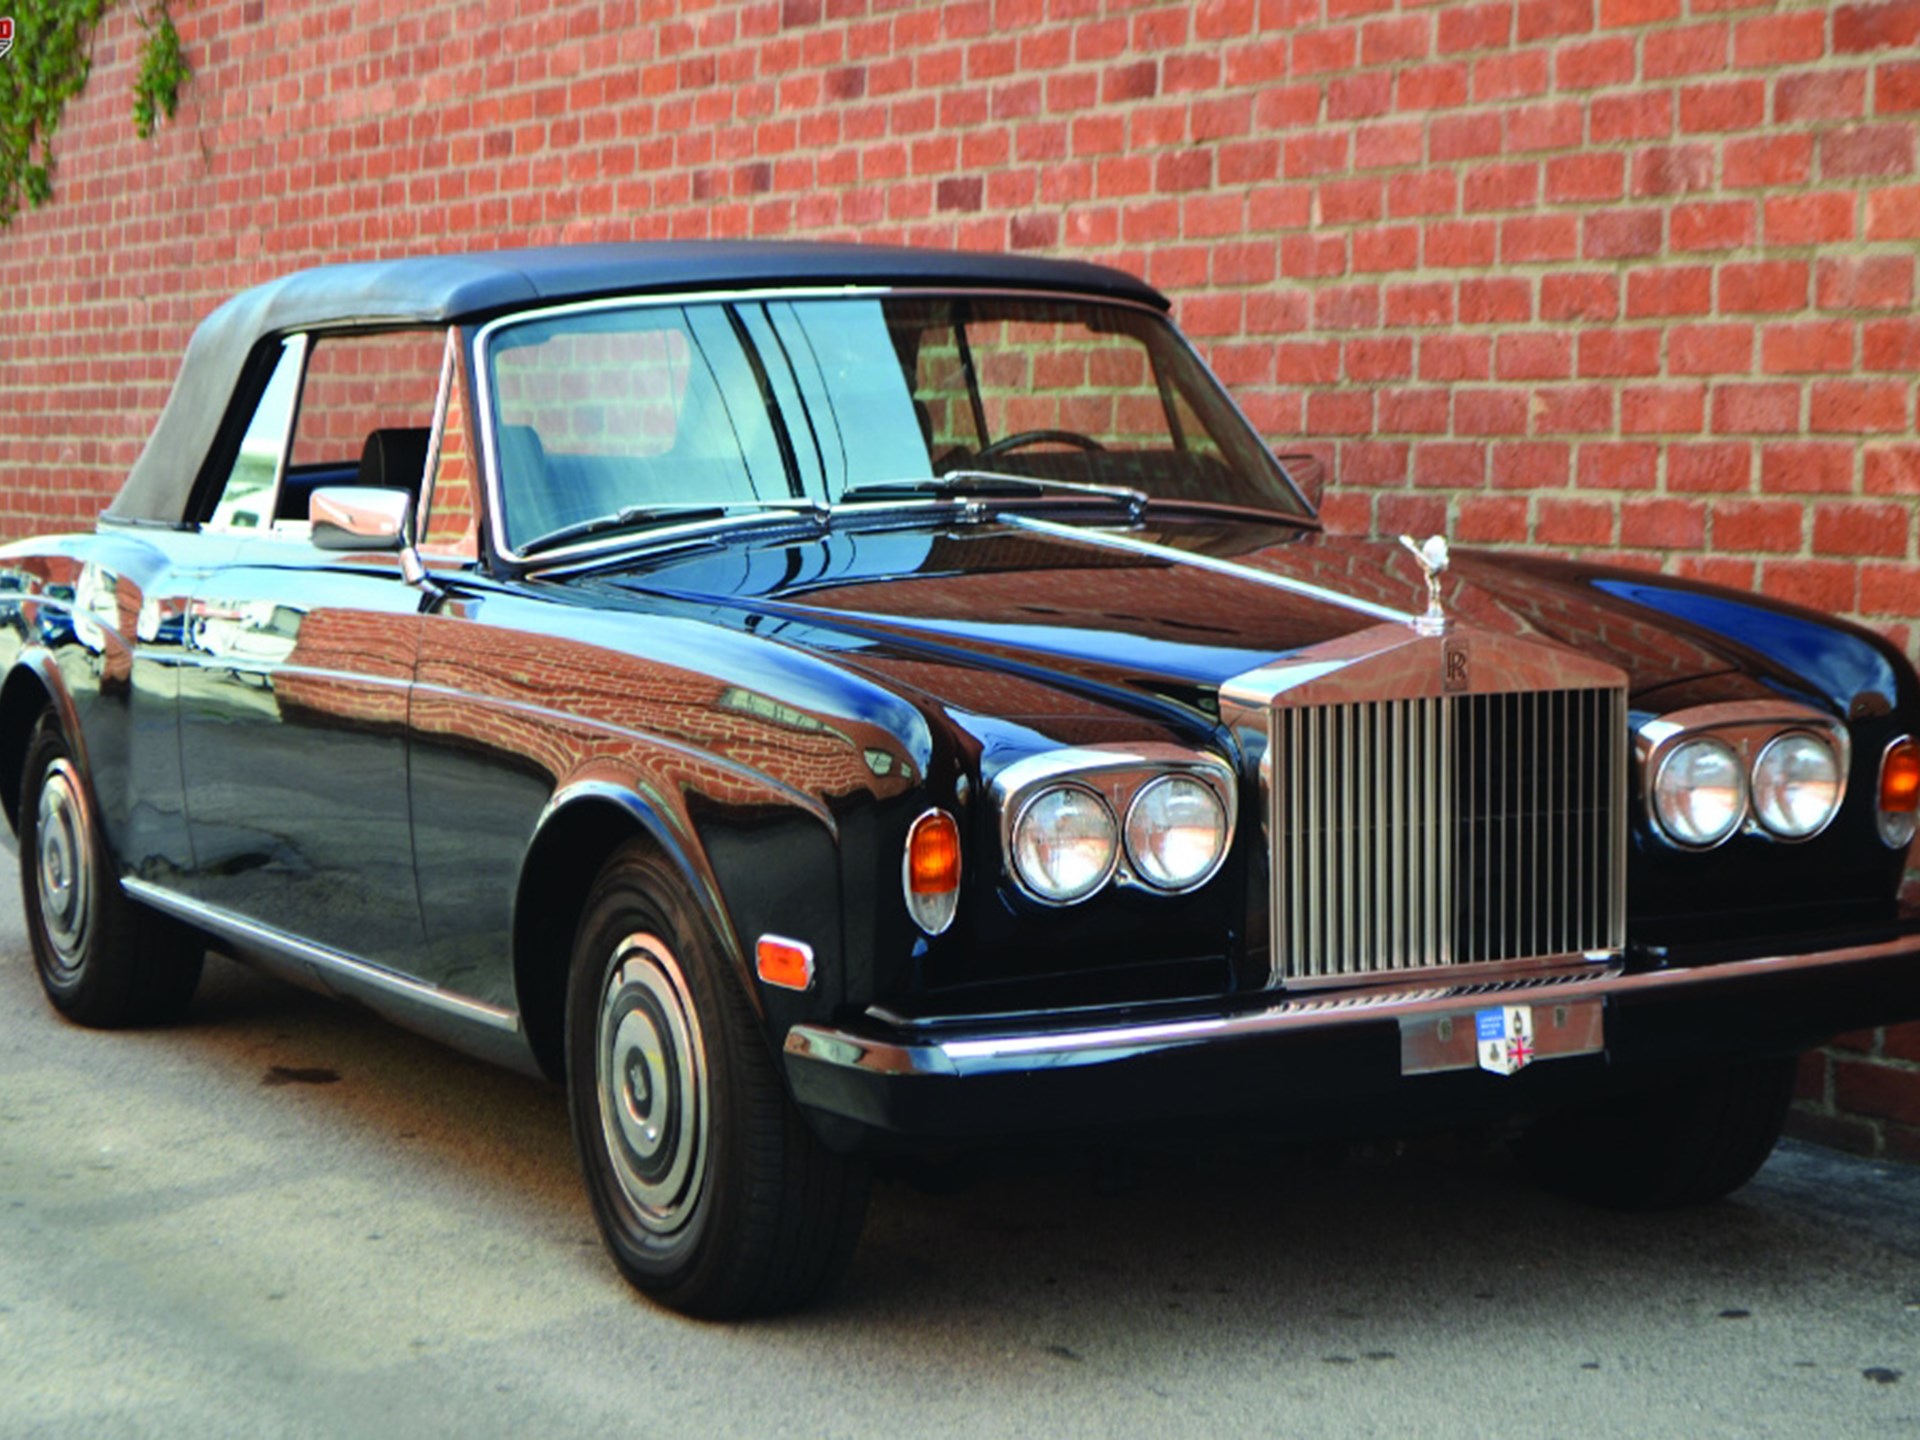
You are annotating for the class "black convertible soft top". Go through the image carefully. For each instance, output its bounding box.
[109,242,1170,524]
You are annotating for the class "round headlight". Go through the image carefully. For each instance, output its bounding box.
[1653,737,1744,847]
[1124,774,1228,891]
[1011,785,1117,903]
[1751,731,1841,839]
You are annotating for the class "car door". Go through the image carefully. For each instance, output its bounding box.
[174,328,447,968]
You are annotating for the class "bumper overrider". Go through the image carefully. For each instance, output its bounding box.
[784,929,1920,1145]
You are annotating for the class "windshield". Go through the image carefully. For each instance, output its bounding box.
[484,293,1308,555]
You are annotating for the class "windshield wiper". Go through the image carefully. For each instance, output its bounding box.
[836,471,1148,515]
[520,499,825,557]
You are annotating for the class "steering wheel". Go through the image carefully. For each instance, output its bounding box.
[974,428,1108,460]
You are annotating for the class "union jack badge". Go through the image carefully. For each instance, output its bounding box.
[1475,1005,1535,1076]
[0,19,14,60]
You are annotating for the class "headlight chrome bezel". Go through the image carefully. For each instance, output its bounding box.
[993,744,1238,907]
[1008,782,1120,905]
[1637,701,1850,852]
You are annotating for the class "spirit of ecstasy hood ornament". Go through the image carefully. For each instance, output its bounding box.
[1398,533,1451,636]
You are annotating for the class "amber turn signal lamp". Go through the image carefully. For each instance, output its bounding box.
[755,935,815,991]
[904,808,962,935]
[1880,738,1920,848]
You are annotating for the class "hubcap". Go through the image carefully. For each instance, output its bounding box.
[35,760,93,978]
[596,933,708,1236]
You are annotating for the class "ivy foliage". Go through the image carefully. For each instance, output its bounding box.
[0,0,190,226]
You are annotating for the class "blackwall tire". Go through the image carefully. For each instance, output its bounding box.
[1514,1054,1797,1211]
[18,714,202,1027]
[564,844,869,1318]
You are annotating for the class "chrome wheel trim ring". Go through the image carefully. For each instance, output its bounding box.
[35,759,93,977]
[596,932,709,1237]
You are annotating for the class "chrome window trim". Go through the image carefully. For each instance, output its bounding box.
[414,326,459,542]
[470,285,1304,570]
[1635,700,1850,850]
[202,332,309,538]
[991,743,1237,905]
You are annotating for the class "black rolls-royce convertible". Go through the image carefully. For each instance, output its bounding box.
[5,244,1919,1316]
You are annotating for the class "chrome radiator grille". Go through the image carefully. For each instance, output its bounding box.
[1270,688,1627,983]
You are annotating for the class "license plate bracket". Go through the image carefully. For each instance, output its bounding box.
[1398,998,1604,1076]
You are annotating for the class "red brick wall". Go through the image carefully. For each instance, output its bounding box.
[2,0,1918,1152]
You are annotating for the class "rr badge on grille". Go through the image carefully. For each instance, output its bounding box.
[1475,1005,1535,1075]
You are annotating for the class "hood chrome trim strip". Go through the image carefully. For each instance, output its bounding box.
[996,513,1415,628]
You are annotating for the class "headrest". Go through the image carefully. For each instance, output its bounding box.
[357,427,432,492]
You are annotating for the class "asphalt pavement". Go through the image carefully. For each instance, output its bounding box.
[4,871,1920,1439]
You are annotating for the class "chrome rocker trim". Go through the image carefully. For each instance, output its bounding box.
[784,930,1920,1080]
[123,878,539,1076]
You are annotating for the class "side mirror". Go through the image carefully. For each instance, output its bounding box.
[311,487,414,552]
[1274,453,1326,514]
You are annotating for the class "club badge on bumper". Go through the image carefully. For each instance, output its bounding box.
[1476,1005,1536,1075]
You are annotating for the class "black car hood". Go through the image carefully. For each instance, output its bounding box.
[584,512,1897,722]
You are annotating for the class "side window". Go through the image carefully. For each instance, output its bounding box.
[283,329,447,525]
[420,338,480,560]
[205,337,304,532]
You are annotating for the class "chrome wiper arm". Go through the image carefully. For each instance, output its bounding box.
[519,499,825,557]
[835,470,1148,516]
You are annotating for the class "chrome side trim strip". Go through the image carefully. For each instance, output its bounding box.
[998,512,1415,626]
[122,878,519,1033]
[784,929,1920,1079]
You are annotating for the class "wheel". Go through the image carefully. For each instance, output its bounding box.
[973,427,1107,459]
[18,713,202,1027]
[564,845,870,1318]
[1513,1055,1797,1210]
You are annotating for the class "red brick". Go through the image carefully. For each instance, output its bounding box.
[1720,261,1804,314]
[1456,389,1532,435]
[1864,565,1920,613]
[1510,101,1585,153]
[1344,337,1414,382]
[1762,560,1860,613]
[1810,379,1912,433]
[1456,495,1526,542]
[1579,329,1662,377]
[1763,322,1858,374]
[1679,79,1766,132]
[1281,233,1348,279]
[1591,91,1673,143]
[1775,70,1869,123]
[1385,282,1455,328]
[1815,502,1912,557]
[1414,441,1492,487]
[1458,278,1533,324]
[1818,255,1916,310]
[1714,499,1806,552]
[1621,384,1707,434]
[1713,383,1803,434]
[1534,385,1615,433]
[1760,441,1859,495]
[1764,193,1857,246]
[1880,59,1920,113]
[1501,215,1579,263]
[1669,324,1755,375]
[1864,185,1920,240]
[1583,208,1664,259]
[1275,341,1343,385]
[1578,443,1660,489]
[1626,266,1714,318]
[1836,1,1920,54]
[1834,1056,1920,1127]
[1621,498,1707,548]
[1633,145,1718,197]
[1667,441,1753,493]
[1516,0,1593,42]
[1864,319,1920,371]
[1672,201,1754,252]
[1338,441,1411,487]
[1556,37,1635,90]
[1645,21,1729,79]
[1821,125,1917,180]
[1306,390,1375,436]
[1380,388,1452,433]
[1468,163,1542,212]
[1541,271,1620,322]
[1430,113,1505,162]
[1495,333,1574,381]
[1672,557,1758,591]
[1546,152,1625,203]
[1493,441,1572,488]
[1537,497,1615,545]
[1473,49,1551,102]
[1724,134,1813,187]
[1865,445,1920,495]
[1733,12,1826,68]
[1438,1,1513,52]
[1424,219,1499,268]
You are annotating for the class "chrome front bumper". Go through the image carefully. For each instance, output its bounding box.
[782,930,1920,1141]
